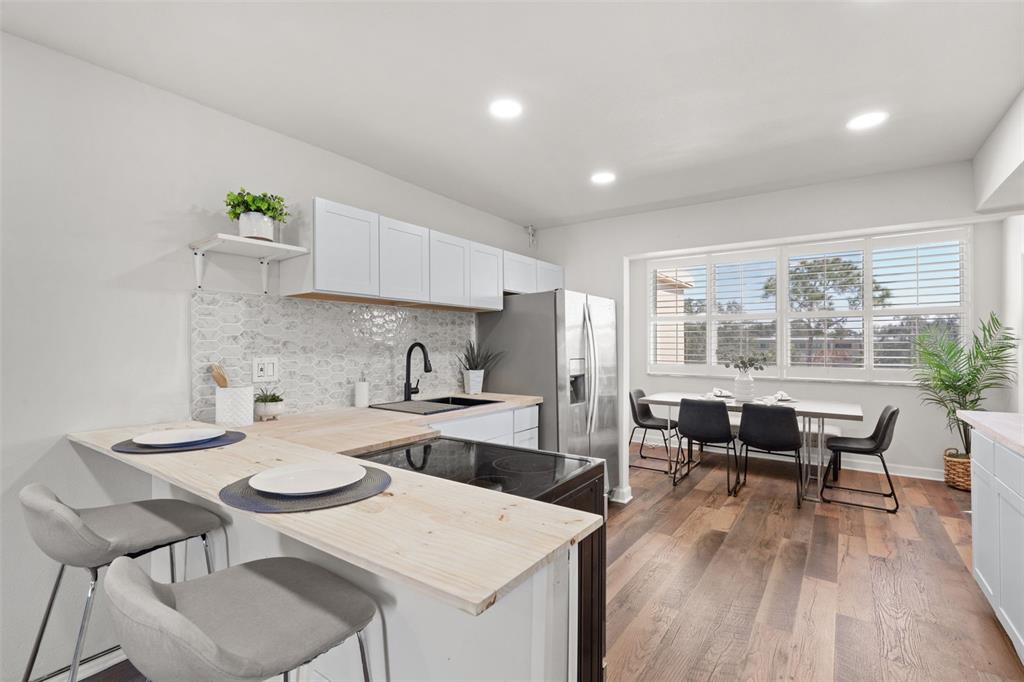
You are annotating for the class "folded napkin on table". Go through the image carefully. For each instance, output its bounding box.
[774,391,792,401]
[711,387,733,398]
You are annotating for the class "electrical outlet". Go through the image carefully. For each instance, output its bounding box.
[252,357,279,383]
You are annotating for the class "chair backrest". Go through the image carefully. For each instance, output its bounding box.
[738,403,802,452]
[874,406,900,452]
[677,399,733,444]
[629,389,655,426]
[19,484,112,568]
[104,557,260,682]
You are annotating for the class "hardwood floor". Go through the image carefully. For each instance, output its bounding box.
[608,444,1024,682]
[86,444,1024,682]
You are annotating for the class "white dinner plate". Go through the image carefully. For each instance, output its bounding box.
[249,461,367,496]
[133,427,226,447]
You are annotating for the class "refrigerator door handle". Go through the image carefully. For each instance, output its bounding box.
[584,301,599,434]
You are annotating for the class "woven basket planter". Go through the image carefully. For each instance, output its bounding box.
[944,448,971,491]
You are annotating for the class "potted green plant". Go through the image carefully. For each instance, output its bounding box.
[457,340,505,395]
[254,386,285,421]
[914,312,1016,490]
[224,187,290,241]
[723,353,769,402]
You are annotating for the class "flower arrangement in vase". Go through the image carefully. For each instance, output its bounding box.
[723,353,769,402]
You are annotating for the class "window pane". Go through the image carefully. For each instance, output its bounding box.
[651,321,707,365]
[714,260,776,314]
[714,320,777,365]
[789,317,864,368]
[872,314,962,368]
[653,264,707,316]
[787,251,865,312]
[872,241,962,308]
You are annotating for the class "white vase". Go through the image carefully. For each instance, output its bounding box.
[254,401,285,422]
[733,371,755,402]
[238,212,275,241]
[463,370,485,395]
[215,386,254,427]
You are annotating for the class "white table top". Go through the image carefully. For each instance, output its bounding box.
[640,391,864,421]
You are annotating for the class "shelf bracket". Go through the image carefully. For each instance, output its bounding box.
[193,250,206,289]
[259,258,270,295]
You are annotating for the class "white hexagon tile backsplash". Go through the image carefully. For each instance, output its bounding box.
[190,292,474,422]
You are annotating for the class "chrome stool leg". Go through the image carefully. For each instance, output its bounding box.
[68,568,99,682]
[201,533,214,574]
[22,564,65,682]
[168,544,177,583]
[357,629,372,682]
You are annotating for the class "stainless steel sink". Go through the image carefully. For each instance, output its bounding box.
[369,396,501,416]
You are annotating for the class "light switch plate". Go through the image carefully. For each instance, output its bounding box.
[252,357,279,383]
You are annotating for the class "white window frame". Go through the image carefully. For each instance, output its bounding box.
[645,225,973,384]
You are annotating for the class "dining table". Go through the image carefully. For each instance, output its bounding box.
[638,391,864,502]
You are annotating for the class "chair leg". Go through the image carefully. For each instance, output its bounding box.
[638,429,648,458]
[357,629,372,682]
[833,451,841,481]
[68,568,99,682]
[201,533,214,574]
[282,672,290,682]
[22,564,65,682]
[794,450,803,509]
[821,450,900,513]
[168,543,177,583]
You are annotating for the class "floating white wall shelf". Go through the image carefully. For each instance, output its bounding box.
[189,233,308,294]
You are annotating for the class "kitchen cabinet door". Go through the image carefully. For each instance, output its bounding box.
[469,242,504,310]
[536,259,564,291]
[379,217,430,302]
[313,198,380,296]
[429,231,471,306]
[503,251,537,293]
[973,461,1000,603]
[998,485,1024,655]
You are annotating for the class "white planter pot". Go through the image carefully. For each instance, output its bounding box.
[238,212,275,241]
[733,371,755,402]
[463,370,485,395]
[254,401,285,422]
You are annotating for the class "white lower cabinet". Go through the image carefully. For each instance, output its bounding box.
[972,432,1024,663]
[430,406,539,446]
[513,428,539,449]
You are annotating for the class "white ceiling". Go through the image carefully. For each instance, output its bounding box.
[4,2,1023,228]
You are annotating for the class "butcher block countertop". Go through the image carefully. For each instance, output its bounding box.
[958,410,1024,456]
[243,392,543,455]
[67,393,601,616]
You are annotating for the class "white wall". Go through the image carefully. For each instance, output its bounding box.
[974,88,1024,212]
[0,34,529,680]
[538,162,1007,485]
[1004,215,1024,412]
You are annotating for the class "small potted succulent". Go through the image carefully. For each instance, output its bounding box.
[254,386,285,421]
[724,353,769,402]
[224,187,290,241]
[457,340,505,395]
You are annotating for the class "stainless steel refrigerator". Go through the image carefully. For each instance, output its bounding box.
[477,290,620,491]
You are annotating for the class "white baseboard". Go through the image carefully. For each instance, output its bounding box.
[627,432,944,482]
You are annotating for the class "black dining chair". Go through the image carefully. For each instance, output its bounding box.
[821,406,900,513]
[628,389,677,474]
[737,403,804,507]
[674,399,740,492]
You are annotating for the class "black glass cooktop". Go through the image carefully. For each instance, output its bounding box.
[359,438,600,501]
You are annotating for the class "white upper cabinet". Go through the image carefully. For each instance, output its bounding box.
[469,242,504,310]
[379,217,430,302]
[503,251,538,294]
[430,230,471,306]
[312,198,379,296]
[536,259,564,291]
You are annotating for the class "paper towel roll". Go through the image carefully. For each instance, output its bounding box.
[354,381,370,408]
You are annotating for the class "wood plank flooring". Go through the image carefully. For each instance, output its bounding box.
[610,444,1024,682]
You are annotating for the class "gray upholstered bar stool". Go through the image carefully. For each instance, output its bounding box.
[104,555,378,682]
[20,483,223,682]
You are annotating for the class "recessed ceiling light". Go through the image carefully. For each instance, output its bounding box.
[489,98,523,120]
[846,111,889,131]
[590,171,616,185]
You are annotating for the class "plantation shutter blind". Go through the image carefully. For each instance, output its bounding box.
[650,260,708,367]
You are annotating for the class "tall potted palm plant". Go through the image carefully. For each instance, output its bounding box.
[914,312,1016,490]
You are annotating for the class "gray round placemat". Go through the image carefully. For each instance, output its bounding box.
[113,431,246,454]
[218,465,391,513]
